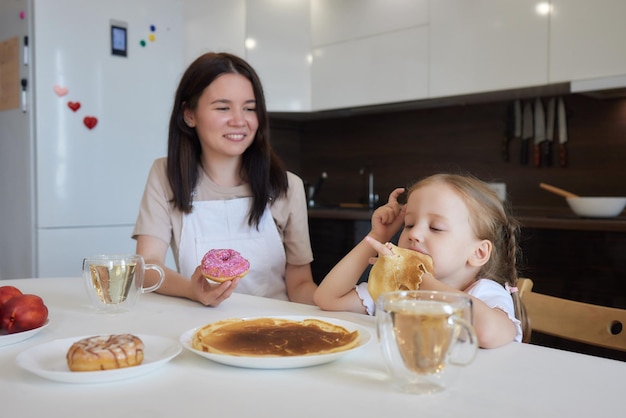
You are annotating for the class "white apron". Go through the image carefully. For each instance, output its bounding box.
[178,197,288,300]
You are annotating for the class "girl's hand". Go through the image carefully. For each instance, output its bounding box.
[363,236,394,265]
[189,266,240,306]
[370,187,406,242]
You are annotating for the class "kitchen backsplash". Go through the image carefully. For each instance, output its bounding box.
[270,94,626,210]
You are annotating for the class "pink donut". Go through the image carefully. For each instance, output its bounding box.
[201,249,250,282]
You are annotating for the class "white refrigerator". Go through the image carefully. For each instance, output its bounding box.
[0,0,184,279]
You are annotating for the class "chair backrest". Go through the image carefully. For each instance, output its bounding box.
[518,278,626,352]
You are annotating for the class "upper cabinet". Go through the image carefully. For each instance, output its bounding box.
[311,0,428,45]
[182,0,626,112]
[429,0,549,98]
[310,0,429,110]
[246,0,312,112]
[182,0,246,64]
[311,26,429,110]
[182,0,311,112]
[550,0,626,84]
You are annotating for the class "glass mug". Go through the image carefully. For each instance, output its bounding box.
[376,290,478,394]
[82,254,165,313]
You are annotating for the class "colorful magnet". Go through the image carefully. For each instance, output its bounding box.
[140,40,146,47]
[53,85,69,97]
[67,101,81,112]
[150,25,156,32]
[20,11,26,19]
[83,116,98,130]
[149,34,156,42]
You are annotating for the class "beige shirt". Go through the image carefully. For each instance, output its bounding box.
[132,158,313,272]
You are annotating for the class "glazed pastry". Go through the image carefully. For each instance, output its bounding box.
[201,249,250,282]
[66,334,144,372]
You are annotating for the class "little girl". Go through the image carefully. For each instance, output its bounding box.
[313,173,527,348]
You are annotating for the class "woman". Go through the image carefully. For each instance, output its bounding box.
[133,52,317,306]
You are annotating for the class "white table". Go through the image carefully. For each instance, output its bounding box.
[1,277,623,418]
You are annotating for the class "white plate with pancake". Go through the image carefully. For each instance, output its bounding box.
[180,315,372,369]
[16,334,182,383]
[0,319,50,347]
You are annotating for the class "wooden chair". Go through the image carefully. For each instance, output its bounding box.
[517,278,626,352]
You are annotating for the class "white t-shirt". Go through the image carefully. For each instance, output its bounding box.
[355,278,523,343]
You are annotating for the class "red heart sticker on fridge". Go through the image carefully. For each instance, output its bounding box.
[68,101,81,112]
[83,116,98,130]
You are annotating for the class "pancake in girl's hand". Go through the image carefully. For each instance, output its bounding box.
[367,243,434,304]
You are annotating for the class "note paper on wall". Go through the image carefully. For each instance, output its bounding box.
[0,37,20,111]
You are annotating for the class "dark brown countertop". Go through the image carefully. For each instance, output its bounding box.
[308,206,626,232]
[514,206,626,232]
[308,207,373,221]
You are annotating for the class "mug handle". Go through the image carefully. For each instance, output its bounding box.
[449,317,478,366]
[141,264,165,293]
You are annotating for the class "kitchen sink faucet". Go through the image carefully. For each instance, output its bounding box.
[307,171,327,208]
[360,168,379,209]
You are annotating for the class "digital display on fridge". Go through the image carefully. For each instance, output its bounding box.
[111,23,127,57]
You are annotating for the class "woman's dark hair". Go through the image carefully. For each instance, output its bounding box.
[167,52,288,227]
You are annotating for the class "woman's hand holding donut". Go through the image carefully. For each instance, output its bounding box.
[370,187,406,243]
[189,266,240,307]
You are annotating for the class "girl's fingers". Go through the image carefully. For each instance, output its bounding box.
[364,236,394,256]
[387,187,405,205]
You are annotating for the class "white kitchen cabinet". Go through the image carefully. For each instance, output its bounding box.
[550,0,626,84]
[310,0,428,110]
[182,0,246,64]
[245,0,312,112]
[311,0,428,46]
[311,26,428,110]
[182,0,310,112]
[429,0,549,98]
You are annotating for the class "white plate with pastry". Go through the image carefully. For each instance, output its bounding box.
[0,319,50,347]
[180,315,372,369]
[16,334,182,383]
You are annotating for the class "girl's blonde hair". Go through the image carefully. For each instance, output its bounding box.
[408,173,529,341]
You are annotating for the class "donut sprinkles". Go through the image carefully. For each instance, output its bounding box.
[201,249,250,281]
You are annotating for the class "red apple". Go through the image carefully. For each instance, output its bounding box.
[0,285,22,301]
[0,285,23,311]
[0,294,48,334]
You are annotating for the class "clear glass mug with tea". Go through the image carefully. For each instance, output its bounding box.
[376,290,478,394]
[83,254,165,313]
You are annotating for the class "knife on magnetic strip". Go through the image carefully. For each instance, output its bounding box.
[520,100,533,165]
[533,98,546,167]
[543,97,555,166]
[502,100,520,161]
[557,97,568,167]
